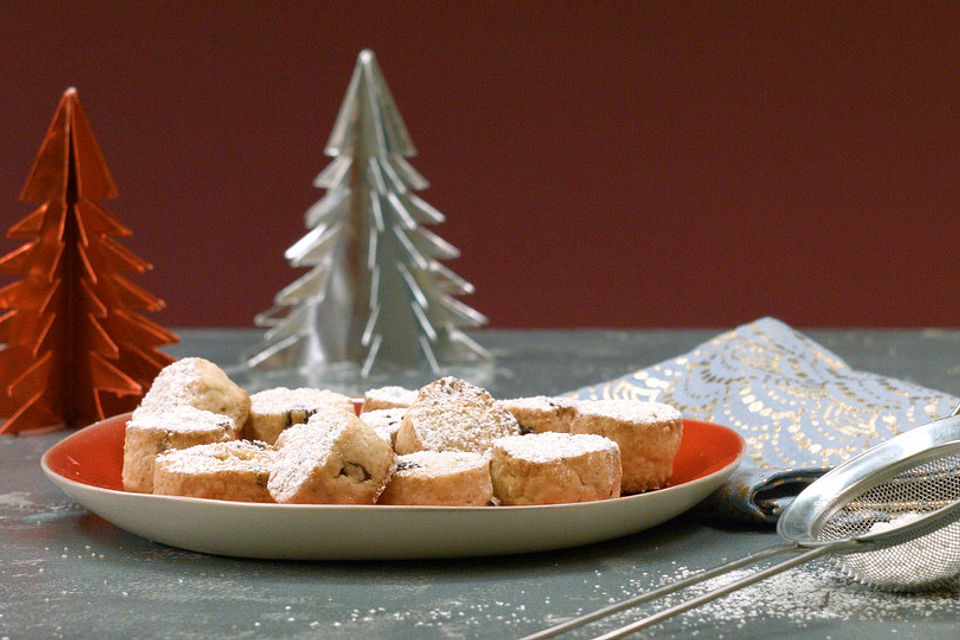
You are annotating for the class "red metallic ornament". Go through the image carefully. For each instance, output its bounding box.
[0,88,178,434]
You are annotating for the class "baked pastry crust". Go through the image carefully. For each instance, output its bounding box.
[135,357,251,430]
[361,386,418,412]
[496,396,579,433]
[490,432,621,505]
[243,386,355,444]
[153,440,276,502]
[394,377,520,455]
[267,406,395,504]
[358,408,407,450]
[571,399,682,493]
[377,450,492,506]
[122,405,237,493]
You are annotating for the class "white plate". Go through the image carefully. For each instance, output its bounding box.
[41,414,743,560]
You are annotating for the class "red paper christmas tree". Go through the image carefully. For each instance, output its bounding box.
[0,88,178,434]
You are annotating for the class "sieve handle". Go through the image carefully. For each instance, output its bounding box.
[591,543,841,639]
[519,542,842,640]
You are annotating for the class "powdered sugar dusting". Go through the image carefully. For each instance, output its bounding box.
[359,408,407,444]
[404,377,520,454]
[235,561,958,637]
[363,385,418,408]
[498,396,577,412]
[126,404,236,435]
[591,561,960,634]
[155,440,276,474]
[494,432,619,463]
[268,413,348,501]
[867,510,925,535]
[842,512,960,590]
[577,399,682,424]
[250,387,353,413]
[393,450,488,477]
[136,358,224,414]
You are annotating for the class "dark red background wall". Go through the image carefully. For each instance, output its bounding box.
[1,2,957,329]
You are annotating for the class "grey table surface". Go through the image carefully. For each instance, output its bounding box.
[2,327,960,640]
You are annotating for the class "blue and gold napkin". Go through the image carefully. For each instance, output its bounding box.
[572,317,958,524]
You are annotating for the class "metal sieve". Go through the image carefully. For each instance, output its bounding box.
[521,406,960,640]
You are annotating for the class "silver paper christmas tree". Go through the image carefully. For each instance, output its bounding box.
[244,50,491,379]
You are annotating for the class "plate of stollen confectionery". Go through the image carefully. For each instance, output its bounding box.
[41,412,743,560]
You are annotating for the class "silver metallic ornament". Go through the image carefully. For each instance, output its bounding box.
[243,50,491,381]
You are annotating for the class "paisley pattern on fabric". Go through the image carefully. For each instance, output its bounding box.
[572,317,958,523]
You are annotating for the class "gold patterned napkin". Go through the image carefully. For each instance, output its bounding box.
[573,317,958,523]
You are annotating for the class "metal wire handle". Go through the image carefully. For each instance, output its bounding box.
[518,543,843,640]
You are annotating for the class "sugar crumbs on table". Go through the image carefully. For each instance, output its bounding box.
[605,561,960,631]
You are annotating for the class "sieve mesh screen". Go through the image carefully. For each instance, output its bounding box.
[816,450,960,590]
